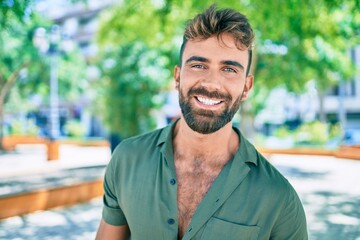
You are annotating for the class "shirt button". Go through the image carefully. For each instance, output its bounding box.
[167,218,175,225]
[169,178,176,185]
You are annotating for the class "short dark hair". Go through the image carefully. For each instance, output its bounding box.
[180,5,255,76]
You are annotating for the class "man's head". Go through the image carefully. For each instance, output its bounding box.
[175,5,255,134]
[179,4,255,76]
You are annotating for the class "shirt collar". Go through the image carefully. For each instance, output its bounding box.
[232,126,258,166]
[157,120,258,166]
[156,120,177,147]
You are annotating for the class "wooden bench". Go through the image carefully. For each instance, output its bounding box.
[258,147,334,157]
[258,146,360,160]
[2,135,48,151]
[334,145,360,160]
[0,179,103,219]
[2,135,110,160]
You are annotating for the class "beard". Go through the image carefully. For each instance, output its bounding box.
[179,86,242,134]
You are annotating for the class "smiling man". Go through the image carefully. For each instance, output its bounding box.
[96,5,308,240]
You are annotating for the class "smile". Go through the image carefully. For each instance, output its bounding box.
[196,96,222,106]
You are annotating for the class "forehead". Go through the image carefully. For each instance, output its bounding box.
[182,33,249,64]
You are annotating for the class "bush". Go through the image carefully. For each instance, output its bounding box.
[269,121,343,147]
[9,119,39,136]
[64,120,87,138]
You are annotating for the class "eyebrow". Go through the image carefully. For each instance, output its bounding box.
[185,56,209,64]
[222,60,244,71]
[185,56,245,71]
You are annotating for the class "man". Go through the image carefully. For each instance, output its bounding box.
[96,5,308,240]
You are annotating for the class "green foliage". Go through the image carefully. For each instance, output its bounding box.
[64,120,87,138]
[250,0,358,92]
[0,0,89,151]
[8,119,39,136]
[0,0,32,26]
[0,1,88,100]
[0,2,47,82]
[98,42,168,138]
[296,121,329,145]
[274,126,291,139]
[272,121,343,146]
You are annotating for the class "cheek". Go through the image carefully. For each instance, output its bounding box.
[181,68,207,81]
[226,82,245,97]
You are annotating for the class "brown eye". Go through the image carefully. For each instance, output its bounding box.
[192,64,205,69]
[224,67,236,73]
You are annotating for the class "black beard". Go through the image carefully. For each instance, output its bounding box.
[179,86,242,134]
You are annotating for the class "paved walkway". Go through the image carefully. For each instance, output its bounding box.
[0,144,110,179]
[0,145,359,239]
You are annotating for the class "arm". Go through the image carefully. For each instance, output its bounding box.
[95,219,130,240]
[270,187,308,240]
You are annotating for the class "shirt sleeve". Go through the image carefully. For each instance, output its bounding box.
[102,152,128,226]
[270,185,308,240]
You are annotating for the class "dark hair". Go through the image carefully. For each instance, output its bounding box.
[180,5,255,76]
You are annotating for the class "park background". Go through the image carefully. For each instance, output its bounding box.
[0,0,359,239]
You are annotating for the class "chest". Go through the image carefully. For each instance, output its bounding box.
[174,156,225,237]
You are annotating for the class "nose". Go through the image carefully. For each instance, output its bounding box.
[200,69,222,90]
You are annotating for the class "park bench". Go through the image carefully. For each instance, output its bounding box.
[2,135,110,160]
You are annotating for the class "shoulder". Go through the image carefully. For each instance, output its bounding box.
[248,143,305,216]
[255,150,296,197]
[240,136,297,199]
[108,127,167,170]
[112,127,166,157]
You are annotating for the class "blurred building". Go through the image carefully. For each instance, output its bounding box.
[35,0,114,58]
[325,47,360,143]
[32,0,116,138]
[256,46,360,144]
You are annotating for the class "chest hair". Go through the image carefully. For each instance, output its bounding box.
[175,153,226,238]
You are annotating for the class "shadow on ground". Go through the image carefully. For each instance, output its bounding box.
[304,191,360,239]
[0,166,106,197]
[275,164,329,179]
[0,198,102,240]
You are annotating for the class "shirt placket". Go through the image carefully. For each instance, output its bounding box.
[160,141,179,239]
[181,157,251,240]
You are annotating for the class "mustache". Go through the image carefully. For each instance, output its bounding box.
[188,87,232,101]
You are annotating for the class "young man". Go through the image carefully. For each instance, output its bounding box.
[96,5,308,240]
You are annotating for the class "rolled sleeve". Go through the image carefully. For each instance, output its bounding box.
[102,196,127,226]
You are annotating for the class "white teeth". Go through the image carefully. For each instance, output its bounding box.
[197,96,221,105]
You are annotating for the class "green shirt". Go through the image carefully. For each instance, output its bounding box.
[102,121,308,240]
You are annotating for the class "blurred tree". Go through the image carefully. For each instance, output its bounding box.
[96,0,359,138]
[250,0,359,122]
[97,42,168,142]
[0,0,43,149]
[0,0,88,150]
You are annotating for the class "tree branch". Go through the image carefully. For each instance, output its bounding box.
[0,62,29,104]
[0,74,5,85]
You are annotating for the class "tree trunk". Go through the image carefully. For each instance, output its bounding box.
[337,78,347,132]
[0,63,28,151]
[318,90,326,122]
[0,102,4,151]
[240,102,256,142]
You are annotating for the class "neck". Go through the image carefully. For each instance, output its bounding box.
[173,118,239,159]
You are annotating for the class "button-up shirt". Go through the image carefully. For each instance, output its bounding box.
[102,121,308,239]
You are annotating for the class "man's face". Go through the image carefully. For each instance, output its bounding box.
[174,33,253,134]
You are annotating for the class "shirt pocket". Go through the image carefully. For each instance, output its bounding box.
[200,217,260,240]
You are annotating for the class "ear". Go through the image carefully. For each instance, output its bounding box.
[240,74,254,101]
[174,65,181,90]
